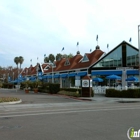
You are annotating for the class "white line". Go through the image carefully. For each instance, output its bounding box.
[0,106,140,118]
[1,104,140,115]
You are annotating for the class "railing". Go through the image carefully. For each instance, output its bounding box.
[93,86,140,94]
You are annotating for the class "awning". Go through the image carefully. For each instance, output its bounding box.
[60,73,68,78]
[42,75,48,79]
[53,74,60,78]
[91,70,122,75]
[30,78,36,82]
[68,73,77,77]
[126,76,139,81]
[38,76,43,80]
[47,75,52,79]
[77,71,87,76]
[29,76,36,80]
[126,70,139,75]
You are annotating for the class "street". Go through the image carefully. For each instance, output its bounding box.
[0,89,140,140]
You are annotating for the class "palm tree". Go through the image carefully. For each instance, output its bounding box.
[56,53,62,61]
[14,57,19,69]
[44,57,49,63]
[48,54,55,62]
[14,57,19,80]
[19,56,24,69]
[68,53,73,58]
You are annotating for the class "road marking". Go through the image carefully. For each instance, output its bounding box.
[0,106,140,118]
[1,104,140,114]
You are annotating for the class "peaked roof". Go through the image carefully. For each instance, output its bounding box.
[72,49,104,69]
[89,40,139,69]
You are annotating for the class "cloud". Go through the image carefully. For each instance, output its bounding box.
[0,0,140,68]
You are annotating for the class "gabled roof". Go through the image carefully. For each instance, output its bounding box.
[21,65,37,76]
[42,63,51,73]
[72,49,104,69]
[55,54,83,72]
[89,40,139,69]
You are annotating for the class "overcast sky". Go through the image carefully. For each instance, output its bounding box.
[0,0,140,68]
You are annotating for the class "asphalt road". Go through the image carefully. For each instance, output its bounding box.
[0,88,81,104]
[0,89,140,140]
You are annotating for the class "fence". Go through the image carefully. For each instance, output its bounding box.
[92,85,140,94]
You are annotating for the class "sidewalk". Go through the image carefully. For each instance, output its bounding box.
[79,94,140,103]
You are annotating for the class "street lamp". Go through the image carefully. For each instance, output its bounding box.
[49,61,54,83]
[3,74,5,83]
[138,25,140,87]
[52,65,54,83]
[36,63,39,81]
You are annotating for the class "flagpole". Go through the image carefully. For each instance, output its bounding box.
[77,42,79,51]
[96,35,98,45]
[107,44,109,53]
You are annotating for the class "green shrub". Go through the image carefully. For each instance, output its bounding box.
[105,88,140,98]
[91,88,94,97]
[49,83,60,94]
[58,90,81,97]
[2,83,14,89]
[60,88,82,95]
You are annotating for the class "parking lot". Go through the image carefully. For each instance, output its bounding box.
[0,88,82,104]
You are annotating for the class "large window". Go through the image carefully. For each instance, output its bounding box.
[126,45,139,66]
[94,46,122,67]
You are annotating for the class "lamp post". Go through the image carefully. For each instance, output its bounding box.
[13,72,14,80]
[138,25,140,87]
[36,63,39,81]
[51,63,54,83]
[3,74,5,83]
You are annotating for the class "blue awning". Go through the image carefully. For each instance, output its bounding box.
[91,70,122,75]
[126,70,139,75]
[38,76,43,80]
[42,75,48,79]
[53,74,60,78]
[47,75,52,79]
[68,73,77,77]
[29,76,36,80]
[60,73,68,78]
[30,78,36,82]
[77,71,87,76]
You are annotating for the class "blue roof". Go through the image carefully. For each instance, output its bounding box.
[77,71,87,76]
[92,70,122,75]
[53,74,60,78]
[60,73,68,78]
[126,70,139,75]
[68,73,77,77]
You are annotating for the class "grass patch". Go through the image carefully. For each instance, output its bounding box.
[0,97,20,103]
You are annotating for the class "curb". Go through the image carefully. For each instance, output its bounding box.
[51,94,92,101]
[0,99,22,105]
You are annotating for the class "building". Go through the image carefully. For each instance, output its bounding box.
[20,40,139,88]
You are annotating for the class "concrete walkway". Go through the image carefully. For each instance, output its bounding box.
[79,94,140,103]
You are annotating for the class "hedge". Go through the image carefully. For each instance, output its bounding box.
[105,88,140,98]
[49,83,60,94]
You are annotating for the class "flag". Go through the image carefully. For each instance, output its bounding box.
[61,47,64,51]
[129,38,132,42]
[44,54,46,57]
[77,42,79,46]
[37,57,38,60]
[30,59,32,62]
[96,35,98,41]
[107,44,109,48]
[90,49,92,52]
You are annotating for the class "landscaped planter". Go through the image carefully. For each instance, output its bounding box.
[34,88,38,93]
[25,89,29,93]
